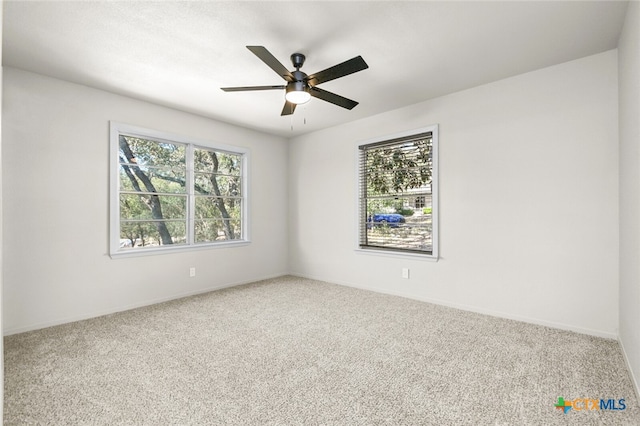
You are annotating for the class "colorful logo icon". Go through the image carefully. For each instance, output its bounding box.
[555,397,572,413]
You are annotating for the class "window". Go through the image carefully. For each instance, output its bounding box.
[358,125,438,258]
[110,122,248,256]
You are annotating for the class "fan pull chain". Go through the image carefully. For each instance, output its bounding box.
[288,104,307,132]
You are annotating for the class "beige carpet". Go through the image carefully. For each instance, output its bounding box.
[4,276,639,425]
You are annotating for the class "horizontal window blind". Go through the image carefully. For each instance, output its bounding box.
[359,131,434,255]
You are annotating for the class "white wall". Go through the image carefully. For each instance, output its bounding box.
[2,68,289,334]
[289,50,619,338]
[619,0,640,397]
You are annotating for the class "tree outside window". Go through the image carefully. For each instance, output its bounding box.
[359,127,438,257]
[111,123,247,256]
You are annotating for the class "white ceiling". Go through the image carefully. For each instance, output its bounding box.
[2,1,629,138]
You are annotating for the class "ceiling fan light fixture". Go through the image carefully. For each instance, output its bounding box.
[285,90,311,104]
[285,81,311,104]
[221,46,368,115]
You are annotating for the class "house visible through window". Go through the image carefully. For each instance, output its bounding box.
[358,126,438,257]
[110,122,248,256]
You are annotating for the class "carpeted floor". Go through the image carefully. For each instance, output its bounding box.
[4,276,639,425]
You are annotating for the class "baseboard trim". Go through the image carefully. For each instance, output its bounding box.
[6,271,618,341]
[619,337,640,402]
[290,272,618,340]
[3,272,289,336]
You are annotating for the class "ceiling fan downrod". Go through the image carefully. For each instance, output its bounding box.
[290,53,306,70]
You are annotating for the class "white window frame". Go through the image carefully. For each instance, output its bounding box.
[355,124,439,260]
[109,122,250,258]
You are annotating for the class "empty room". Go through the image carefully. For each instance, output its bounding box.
[2,0,639,424]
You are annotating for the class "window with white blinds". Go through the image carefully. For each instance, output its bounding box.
[358,126,438,257]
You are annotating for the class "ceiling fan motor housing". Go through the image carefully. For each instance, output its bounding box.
[287,69,309,92]
[286,79,308,95]
[292,69,307,83]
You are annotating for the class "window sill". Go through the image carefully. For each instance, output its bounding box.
[355,247,439,262]
[110,240,250,259]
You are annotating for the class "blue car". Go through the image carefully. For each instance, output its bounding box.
[368,213,406,228]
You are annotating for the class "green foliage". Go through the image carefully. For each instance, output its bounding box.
[118,136,241,248]
[423,207,432,215]
[366,198,396,216]
[365,137,432,195]
[395,206,414,216]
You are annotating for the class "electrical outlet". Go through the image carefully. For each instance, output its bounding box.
[189,267,196,277]
[402,268,410,279]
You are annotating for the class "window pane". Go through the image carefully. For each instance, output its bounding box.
[119,165,186,193]
[120,194,187,220]
[193,149,241,175]
[119,220,187,248]
[194,197,241,220]
[364,138,432,197]
[194,172,241,197]
[194,196,241,241]
[119,136,186,198]
[195,219,241,243]
[365,196,433,252]
[120,137,186,167]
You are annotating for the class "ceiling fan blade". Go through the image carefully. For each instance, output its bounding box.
[280,100,297,116]
[247,46,294,81]
[307,56,368,86]
[309,86,359,110]
[221,85,285,92]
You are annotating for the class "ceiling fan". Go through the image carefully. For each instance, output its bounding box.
[221,46,369,116]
